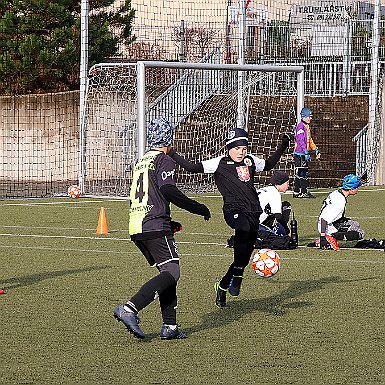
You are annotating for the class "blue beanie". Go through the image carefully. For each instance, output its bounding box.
[226,128,248,150]
[147,118,174,148]
[300,107,313,119]
[342,174,361,190]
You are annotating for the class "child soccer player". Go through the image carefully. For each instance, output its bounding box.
[293,107,321,198]
[113,117,210,340]
[256,170,297,249]
[169,128,291,307]
[258,170,291,236]
[317,173,364,250]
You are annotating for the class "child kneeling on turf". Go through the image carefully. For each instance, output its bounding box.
[317,174,364,250]
[256,170,297,249]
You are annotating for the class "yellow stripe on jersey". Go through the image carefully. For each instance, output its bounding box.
[128,150,158,235]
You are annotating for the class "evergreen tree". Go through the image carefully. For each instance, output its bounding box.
[0,0,135,95]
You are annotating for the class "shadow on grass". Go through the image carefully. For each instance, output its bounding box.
[191,276,379,335]
[152,276,375,338]
[142,275,378,342]
[0,265,111,290]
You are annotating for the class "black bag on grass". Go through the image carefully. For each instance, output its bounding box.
[226,230,297,250]
[354,239,385,250]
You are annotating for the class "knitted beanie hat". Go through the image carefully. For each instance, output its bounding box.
[300,107,313,119]
[226,128,248,150]
[270,170,289,185]
[147,117,174,148]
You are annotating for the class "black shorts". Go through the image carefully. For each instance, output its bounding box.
[133,234,179,267]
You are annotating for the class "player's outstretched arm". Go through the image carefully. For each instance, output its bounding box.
[168,149,204,173]
[264,134,291,171]
[160,184,210,220]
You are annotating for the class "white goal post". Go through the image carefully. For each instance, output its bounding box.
[83,61,304,195]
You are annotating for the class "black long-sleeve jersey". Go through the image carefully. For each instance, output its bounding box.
[129,150,209,240]
[170,152,265,214]
[169,142,287,220]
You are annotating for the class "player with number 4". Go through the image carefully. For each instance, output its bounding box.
[113,117,210,340]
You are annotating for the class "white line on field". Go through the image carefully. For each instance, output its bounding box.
[0,232,223,244]
[0,243,383,264]
[0,232,230,245]
[0,233,384,254]
[0,244,129,254]
[181,253,385,264]
[0,226,222,236]
[0,233,129,241]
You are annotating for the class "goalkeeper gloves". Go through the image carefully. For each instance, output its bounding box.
[315,148,321,160]
[170,221,182,233]
[319,234,340,250]
[280,133,293,149]
[319,235,330,249]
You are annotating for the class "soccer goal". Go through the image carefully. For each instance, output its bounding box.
[83,61,304,195]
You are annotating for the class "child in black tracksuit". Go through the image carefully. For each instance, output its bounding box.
[169,128,290,307]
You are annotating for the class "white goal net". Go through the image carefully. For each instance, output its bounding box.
[83,61,303,195]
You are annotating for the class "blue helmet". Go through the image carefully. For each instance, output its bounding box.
[300,107,313,119]
[342,174,361,190]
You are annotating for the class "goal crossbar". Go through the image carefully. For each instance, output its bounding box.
[136,61,305,158]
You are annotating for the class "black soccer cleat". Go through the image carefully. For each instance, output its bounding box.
[293,192,317,199]
[113,305,145,339]
[228,276,243,297]
[214,281,227,308]
[300,192,317,199]
[160,324,187,340]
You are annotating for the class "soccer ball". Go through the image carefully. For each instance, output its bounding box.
[68,184,81,198]
[251,248,281,278]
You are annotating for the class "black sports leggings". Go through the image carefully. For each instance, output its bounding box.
[220,211,259,288]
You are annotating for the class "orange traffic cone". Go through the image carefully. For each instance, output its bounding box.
[96,207,109,234]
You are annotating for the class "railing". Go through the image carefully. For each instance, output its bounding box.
[265,59,385,96]
[353,124,368,178]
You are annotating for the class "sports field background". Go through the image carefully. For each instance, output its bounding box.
[0,187,384,384]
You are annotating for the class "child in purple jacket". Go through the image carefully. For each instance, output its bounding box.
[293,107,321,198]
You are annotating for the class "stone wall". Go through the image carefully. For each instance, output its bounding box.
[0,91,79,197]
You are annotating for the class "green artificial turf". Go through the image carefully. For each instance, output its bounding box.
[0,188,384,384]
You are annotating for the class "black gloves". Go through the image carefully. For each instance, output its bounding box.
[202,206,211,221]
[281,133,293,149]
[319,235,330,250]
[170,221,183,233]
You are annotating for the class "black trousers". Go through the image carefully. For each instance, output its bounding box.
[220,210,259,288]
[293,154,309,194]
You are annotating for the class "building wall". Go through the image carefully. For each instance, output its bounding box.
[0,91,79,196]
